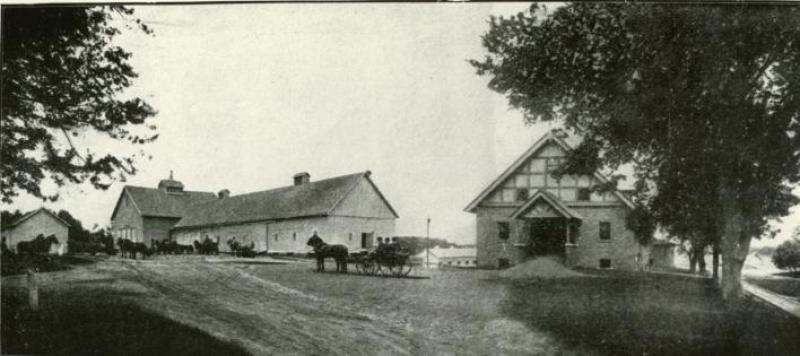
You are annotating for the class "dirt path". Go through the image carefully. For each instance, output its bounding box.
[8,258,439,355]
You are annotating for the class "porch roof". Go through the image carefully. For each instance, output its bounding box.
[510,190,583,220]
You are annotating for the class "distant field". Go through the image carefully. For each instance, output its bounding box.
[3,256,799,355]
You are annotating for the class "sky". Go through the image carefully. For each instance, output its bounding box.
[6,2,799,246]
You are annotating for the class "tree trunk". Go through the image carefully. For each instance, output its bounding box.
[719,201,751,302]
[698,248,707,275]
[689,249,698,273]
[712,242,720,283]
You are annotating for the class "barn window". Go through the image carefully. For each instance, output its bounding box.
[516,188,529,201]
[599,222,611,240]
[498,222,510,240]
[599,259,611,269]
[577,188,591,201]
[274,234,278,241]
[293,232,296,241]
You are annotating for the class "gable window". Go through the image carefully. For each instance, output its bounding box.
[498,222,510,240]
[599,222,611,240]
[577,188,591,201]
[599,259,611,269]
[349,233,353,241]
[516,189,529,201]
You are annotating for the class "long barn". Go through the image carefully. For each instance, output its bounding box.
[110,171,398,253]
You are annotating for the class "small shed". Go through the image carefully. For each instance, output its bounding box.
[413,246,478,268]
[649,239,678,269]
[1,208,70,255]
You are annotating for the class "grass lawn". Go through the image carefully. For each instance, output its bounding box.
[2,257,799,355]
[245,261,800,356]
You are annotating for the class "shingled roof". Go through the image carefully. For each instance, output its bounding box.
[3,208,71,230]
[112,186,217,219]
[173,172,383,229]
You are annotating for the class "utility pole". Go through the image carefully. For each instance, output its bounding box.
[426,217,431,268]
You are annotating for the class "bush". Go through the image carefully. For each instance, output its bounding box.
[772,239,800,272]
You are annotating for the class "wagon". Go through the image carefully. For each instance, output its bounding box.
[351,244,413,277]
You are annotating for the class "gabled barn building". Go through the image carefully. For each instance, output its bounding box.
[110,171,397,254]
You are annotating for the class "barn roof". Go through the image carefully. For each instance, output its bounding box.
[112,186,218,220]
[173,171,394,229]
[3,208,71,230]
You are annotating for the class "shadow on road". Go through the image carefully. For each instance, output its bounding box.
[1,284,249,356]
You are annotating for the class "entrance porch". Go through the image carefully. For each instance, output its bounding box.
[508,191,582,266]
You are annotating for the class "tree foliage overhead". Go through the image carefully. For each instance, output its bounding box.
[472,3,800,299]
[1,6,157,203]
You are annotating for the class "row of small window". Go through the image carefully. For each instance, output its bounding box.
[497,187,597,203]
[270,232,388,248]
[497,222,611,240]
[113,227,141,242]
[505,173,594,189]
[441,260,477,266]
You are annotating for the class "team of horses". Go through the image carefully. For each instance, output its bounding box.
[14,234,60,255]
[306,234,349,273]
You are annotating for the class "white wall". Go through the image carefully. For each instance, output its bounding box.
[267,216,395,253]
[172,222,268,252]
[3,211,69,255]
[172,216,395,254]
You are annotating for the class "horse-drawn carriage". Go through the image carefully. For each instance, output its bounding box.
[306,234,414,277]
[350,243,413,277]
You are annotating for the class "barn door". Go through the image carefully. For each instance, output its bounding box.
[361,232,374,249]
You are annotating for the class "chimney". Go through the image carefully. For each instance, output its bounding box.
[293,172,310,186]
[218,189,230,199]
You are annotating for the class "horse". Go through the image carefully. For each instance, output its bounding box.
[306,234,348,273]
[131,242,152,259]
[227,238,241,257]
[194,237,219,255]
[17,234,60,255]
[116,238,139,259]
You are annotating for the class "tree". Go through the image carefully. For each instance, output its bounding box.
[1,6,157,203]
[472,3,800,300]
[772,239,800,272]
[1,209,24,229]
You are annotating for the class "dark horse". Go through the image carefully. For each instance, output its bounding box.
[306,233,348,273]
[17,234,60,255]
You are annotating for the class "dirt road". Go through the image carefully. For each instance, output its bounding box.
[3,257,436,355]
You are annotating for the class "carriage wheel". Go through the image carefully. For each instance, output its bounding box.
[360,260,376,275]
[385,262,405,278]
[377,264,392,277]
[398,261,413,277]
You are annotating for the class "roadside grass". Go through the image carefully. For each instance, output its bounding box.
[745,276,800,298]
[1,282,249,356]
[503,270,800,356]
[1,253,98,276]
